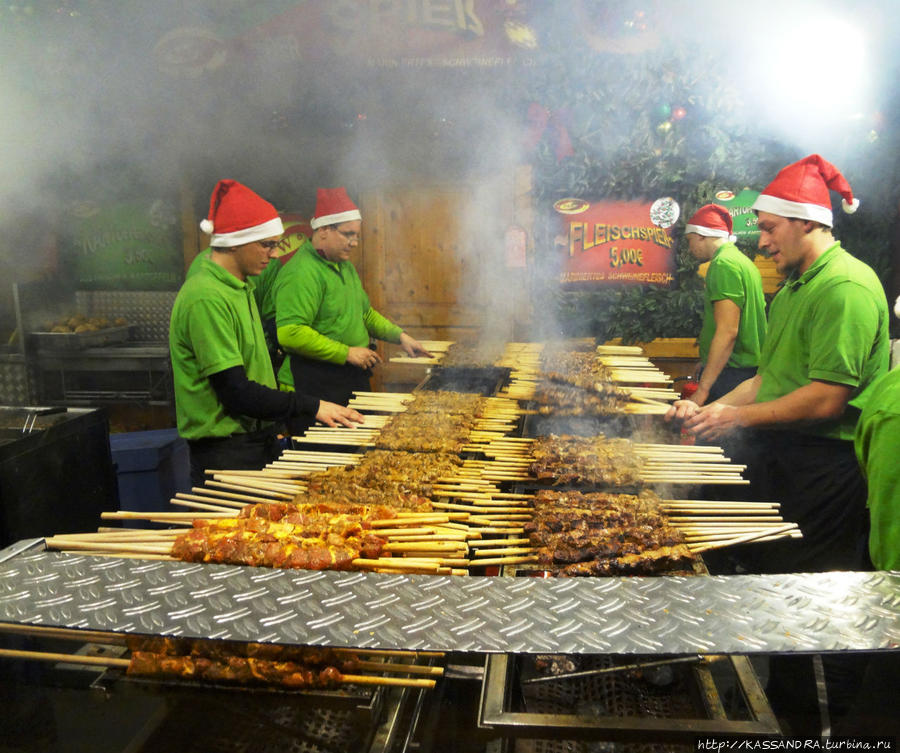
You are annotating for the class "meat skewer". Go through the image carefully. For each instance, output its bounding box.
[0,649,436,690]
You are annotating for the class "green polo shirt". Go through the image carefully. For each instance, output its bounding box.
[756,242,890,441]
[854,366,900,570]
[698,243,767,368]
[170,258,276,440]
[274,243,402,369]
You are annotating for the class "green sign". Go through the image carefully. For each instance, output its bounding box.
[713,188,760,241]
[65,199,182,290]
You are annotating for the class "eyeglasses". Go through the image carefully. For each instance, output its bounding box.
[334,229,359,241]
[258,240,280,250]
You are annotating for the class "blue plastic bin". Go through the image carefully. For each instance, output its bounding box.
[109,429,190,517]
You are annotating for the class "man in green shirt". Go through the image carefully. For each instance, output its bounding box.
[274,187,430,432]
[170,180,362,484]
[669,155,890,731]
[854,362,900,571]
[684,204,767,406]
[670,155,889,571]
[185,218,308,372]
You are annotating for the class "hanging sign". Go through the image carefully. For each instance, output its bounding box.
[712,188,760,241]
[555,197,678,286]
[64,199,182,290]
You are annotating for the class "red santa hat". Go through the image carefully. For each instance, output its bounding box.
[751,154,859,228]
[310,187,362,230]
[684,204,736,242]
[199,179,283,247]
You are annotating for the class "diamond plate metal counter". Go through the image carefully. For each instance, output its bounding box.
[1,550,898,654]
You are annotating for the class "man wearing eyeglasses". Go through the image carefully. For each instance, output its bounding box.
[170,180,363,484]
[273,187,431,434]
[184,214,308,372]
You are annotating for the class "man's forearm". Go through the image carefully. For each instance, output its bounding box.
[714,374,761,406]
[363,307,403,343]
[277,324,348,364]
[734,380,851,429]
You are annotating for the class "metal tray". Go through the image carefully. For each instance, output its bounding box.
[29,325,137,352]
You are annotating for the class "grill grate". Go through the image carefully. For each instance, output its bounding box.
[136,696,370,753]
[515,655,698,753]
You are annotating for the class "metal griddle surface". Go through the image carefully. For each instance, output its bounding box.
[0,548,898,655]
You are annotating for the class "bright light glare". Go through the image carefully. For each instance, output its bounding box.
[750,11,870,145]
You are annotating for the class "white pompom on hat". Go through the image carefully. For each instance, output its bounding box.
[751,154,859,228]
[310,187,362,230]
[684,204,737,243]
[201,179,283,247]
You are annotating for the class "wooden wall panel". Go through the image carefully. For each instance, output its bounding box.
[358,173,531,390]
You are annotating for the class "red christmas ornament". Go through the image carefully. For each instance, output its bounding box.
[671,106,687,121]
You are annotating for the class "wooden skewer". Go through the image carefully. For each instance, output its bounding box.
[468,555,539,567]
[690,523,798,553]
[0,622,127,644]
[212,475,300,496]
[383,542,467,553]
[0,647,130,668]
[354,660,444,676]
[368,515,454,527]
[467,538,531,548]
[102,511,232,521]
[352,558,442,573]
[170,498,237,513]
[45,538,173,555]
[186,486,273,506]
[471,547,535,557]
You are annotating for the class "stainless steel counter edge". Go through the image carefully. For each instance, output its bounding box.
[1,548,898,655]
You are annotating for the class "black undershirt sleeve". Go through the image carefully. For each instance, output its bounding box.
[209,366,320,421]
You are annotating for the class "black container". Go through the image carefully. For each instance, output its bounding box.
[523,411,639,439]
[420,366,511,397]
[0,406,119,547]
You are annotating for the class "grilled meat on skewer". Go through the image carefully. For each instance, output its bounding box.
[125,636,359,669]
[531,380,631,416]
[530,435,643,486]
[127,651,346,688]
[171,524,386,570]
[556,545,697,576]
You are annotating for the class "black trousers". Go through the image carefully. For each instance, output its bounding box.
[287,355,372,436]
[187,428,281,487]
[733,430,870,574]
[705,365,758,403]
[721,430,873,734]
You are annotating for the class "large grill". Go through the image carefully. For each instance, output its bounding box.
[3,348,899,749]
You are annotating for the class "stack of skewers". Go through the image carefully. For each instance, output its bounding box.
[500,344,679,414]
[46,499,478,575]
[39,363,797,577]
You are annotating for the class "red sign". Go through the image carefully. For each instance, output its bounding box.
[555,198,678,286]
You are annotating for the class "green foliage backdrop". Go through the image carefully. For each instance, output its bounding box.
[519,34,897,343]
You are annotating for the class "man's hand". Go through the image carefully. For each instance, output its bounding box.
[315,401,364,428]
[399,332,433,358]
[665,399,701,423]
[346,346,382,370]
[685,402,744,441]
